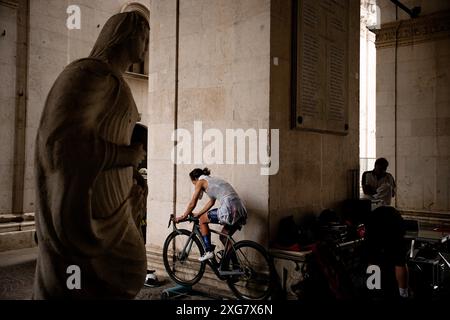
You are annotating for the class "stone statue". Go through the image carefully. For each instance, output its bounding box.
[33,12,149,299]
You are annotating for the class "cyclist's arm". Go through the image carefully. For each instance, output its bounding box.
[193,198,216,218]
[178,180,205,221]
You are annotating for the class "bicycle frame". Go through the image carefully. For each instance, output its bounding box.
[169,215,245,280]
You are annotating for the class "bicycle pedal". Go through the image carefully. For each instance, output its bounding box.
[218,269,243,276]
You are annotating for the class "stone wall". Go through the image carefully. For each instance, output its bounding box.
[376,0,450,213]
[0,2,18,214]
[146,0,271,259]
[20,0,150,215]
[268,0,360,239]
[0,0,150,251]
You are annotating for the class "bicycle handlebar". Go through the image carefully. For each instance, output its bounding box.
[168,214,199,229]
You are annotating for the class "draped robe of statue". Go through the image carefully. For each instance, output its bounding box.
[33,12,147,299]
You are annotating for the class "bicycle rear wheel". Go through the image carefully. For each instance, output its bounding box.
[163,229,206,286]
[225,240,273,300]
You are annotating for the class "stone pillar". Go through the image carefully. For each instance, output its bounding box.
[360,0,377,179]
[145,0,271,276]
[375,8,450,215]
[269,0,360,239]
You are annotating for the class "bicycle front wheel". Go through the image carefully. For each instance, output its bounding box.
[163,229,206,286]
[225,240,273,300]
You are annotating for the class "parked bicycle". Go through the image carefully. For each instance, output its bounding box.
[163,214,273,300]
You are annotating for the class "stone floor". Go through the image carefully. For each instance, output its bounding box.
[0,253,35,299]
[0,247,217,300]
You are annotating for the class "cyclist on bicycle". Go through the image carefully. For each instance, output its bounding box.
[174,168,247,262]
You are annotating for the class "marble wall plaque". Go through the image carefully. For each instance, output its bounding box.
[293,0,350,135]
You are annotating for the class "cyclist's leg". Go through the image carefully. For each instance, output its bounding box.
[219,224,238,246]
[220,224,240,268]
[206,208,220,225]
[199,208,220,254]
[199,213,212,252]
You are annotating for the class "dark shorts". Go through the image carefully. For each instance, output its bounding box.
[207,208,220,224]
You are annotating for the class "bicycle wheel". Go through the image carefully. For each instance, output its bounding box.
[163,229,206,286]
[225,240,273,300]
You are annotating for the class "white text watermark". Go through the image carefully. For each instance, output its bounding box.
[171,121,279,176]
[66,5,81,30]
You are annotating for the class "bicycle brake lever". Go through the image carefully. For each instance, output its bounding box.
[168,214,174,228]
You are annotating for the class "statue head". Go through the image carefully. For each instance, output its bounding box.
[90,11,149,66]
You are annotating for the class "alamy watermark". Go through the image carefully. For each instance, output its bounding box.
[66,265,81,290]
[66,5,81,30]
[366,265,381,290]
[172,121,279,176]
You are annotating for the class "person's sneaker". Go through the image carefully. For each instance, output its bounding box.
[198,251,214,262]
[144,271,160,287]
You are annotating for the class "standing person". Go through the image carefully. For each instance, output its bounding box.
[365,206,409,299]
[362,158,396,206]
[33,12,149,299]
[175,168,247,262]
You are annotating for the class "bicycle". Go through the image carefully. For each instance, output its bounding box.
[162,214,273,300]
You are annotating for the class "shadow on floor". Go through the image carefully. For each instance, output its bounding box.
[0,248,215,300]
